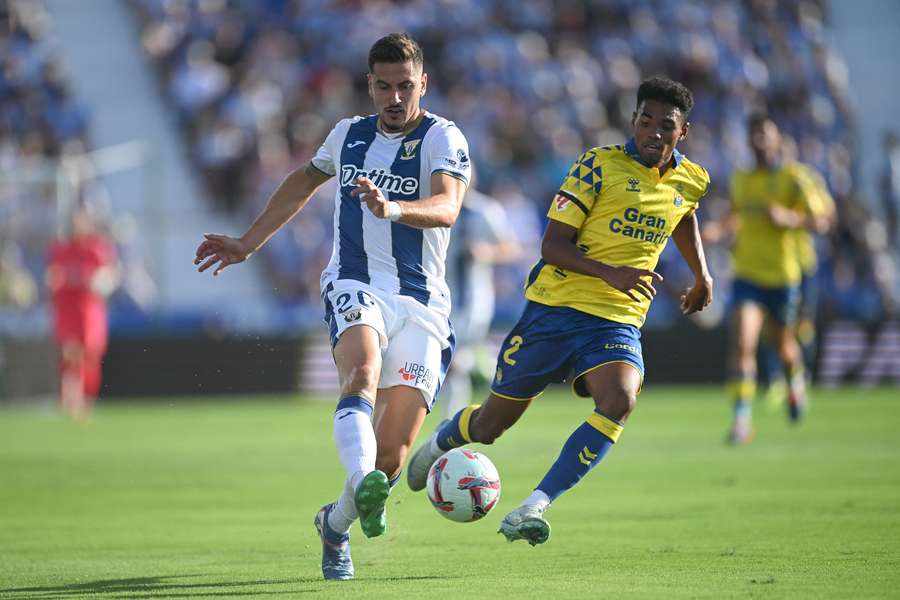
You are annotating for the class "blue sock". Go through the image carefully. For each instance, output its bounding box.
[435,404,480,451]
[734,399,752,420]
[388,472,401,489]
[536,411,623,502]
[762,343,782,387]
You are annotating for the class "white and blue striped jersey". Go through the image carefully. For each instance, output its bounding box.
[311,112,470,318]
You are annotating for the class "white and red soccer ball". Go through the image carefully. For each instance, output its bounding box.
[426,448,501,523]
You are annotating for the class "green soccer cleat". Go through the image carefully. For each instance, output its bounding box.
[498,504,551,546]
[763,378,788,413]
[354,470,390,538]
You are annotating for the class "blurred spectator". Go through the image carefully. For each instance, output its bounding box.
[108,214,159,315]
[0,0,158,342]
[0,244,37,310]
[46,205,118,420]
[0,1,91,160]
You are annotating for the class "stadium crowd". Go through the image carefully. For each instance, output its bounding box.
[132,0,897,327]
[0,0,89,326]
[0,0,156,335]
[1,0,895,334]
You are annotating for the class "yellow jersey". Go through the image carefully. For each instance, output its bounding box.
[792,164,835,275]
[730,161,823,287]
[524,139,710,328]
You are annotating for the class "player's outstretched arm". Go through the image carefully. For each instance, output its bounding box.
[352,172,466,228]
[540,220,662,303]
[194,163,332,276]
[769,205,834,235]
[779,166,837,234]
[671,212,713,314]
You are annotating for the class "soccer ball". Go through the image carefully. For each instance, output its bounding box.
[426,448,501,523]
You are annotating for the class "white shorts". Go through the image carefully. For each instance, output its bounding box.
[321,279,455,411]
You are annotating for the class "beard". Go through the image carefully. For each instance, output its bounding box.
[380,110,407,132]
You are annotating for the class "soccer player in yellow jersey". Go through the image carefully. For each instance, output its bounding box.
[761,164,835,406]
[407,77,714,545]
[792,165,835,363]
[726,113,834,444]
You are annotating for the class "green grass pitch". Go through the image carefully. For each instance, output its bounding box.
[1,386,898,599]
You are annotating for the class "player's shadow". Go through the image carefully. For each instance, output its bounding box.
[0,574,322,598]
[366,575,449,582]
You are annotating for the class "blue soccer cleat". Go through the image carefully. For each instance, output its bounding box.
[498,504,551,546]
[313,503,354,580]
[787,387,807,423]
[354,470,390,538]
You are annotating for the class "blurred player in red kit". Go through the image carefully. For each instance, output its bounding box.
[46,206,118,420]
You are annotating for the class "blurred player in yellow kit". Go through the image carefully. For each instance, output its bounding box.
[726,113,834,444]
[407,77,714,545]
[761,162,836,408]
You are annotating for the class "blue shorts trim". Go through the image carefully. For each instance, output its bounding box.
[490,302,644,400]
[571,359,644,398]
[430,326,456,410]
[730,278,800,325]
[321,282,339,347]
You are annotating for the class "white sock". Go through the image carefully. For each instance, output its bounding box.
[327,482,358,534]
[333,405,377,482]
[428,433,444,457]
[522,490,551,511]
[348,470,366,491]
[428,435,444,458]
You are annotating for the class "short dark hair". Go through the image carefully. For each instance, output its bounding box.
[368,32,423,72]
[636,76,694,116]
[747,111,775,131]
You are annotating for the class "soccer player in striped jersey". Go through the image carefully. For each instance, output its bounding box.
[194,33,470,579]
[725,113,834,444]
[407,77,714,545]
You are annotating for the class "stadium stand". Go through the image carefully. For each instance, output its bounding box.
[131,0,895,329]
[0,0,166,336]
[2,0,895,341]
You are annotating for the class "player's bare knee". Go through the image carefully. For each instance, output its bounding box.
[595,386,637,421]
[737,342,756,363]
[343,363,379,394]
[778,336,799,364]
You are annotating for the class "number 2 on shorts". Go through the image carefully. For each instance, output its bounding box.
[502,335,524,366]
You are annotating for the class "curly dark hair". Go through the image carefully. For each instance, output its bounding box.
[636,77,694,116]
[368,33,424,72]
